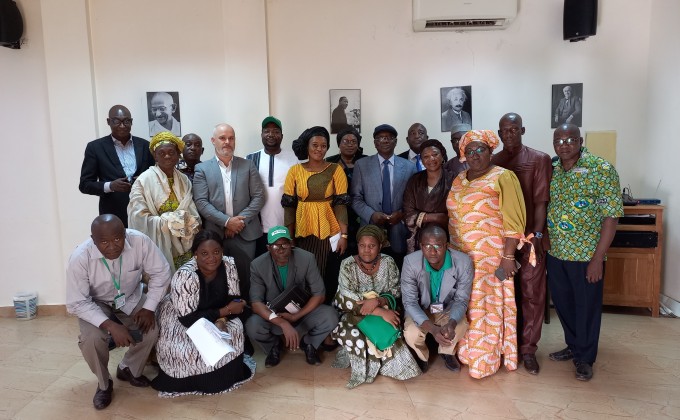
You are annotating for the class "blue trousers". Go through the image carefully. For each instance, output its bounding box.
[546,254,603,365]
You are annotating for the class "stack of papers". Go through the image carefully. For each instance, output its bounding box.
[186,317,235,367]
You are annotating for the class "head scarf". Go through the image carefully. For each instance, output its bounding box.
[356,225,388,248]
[149,131,185,153]
[458,129,499,162]
[291,126,330,160]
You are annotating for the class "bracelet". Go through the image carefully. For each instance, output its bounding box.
[501,255,515,260]
[340,234,348,239]
[416,212,426,228]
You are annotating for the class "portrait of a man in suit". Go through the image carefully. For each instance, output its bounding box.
[329,89,361,134]
[441,86,472,133]
[552,83,583,128]
[79,105,155,227]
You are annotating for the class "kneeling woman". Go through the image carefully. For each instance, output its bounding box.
[152,231,255,397]
[331,225,421,388]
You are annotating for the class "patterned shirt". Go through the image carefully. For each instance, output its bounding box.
[547,148,623,261]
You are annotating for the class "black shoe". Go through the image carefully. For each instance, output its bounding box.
[244,338,255,357]
[116,366,151,387]
[575,361,593,381]
[522,354,540,375]
[319,341,340,352]
[441,354,460,372]
[416,357,429,373]
[265,342,281,368]
[548,347,574,362]
[301,338,321,366]
[93,379,113,410]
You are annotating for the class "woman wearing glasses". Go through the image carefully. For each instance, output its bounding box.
[446,130,531,379]
[402,139,454,253]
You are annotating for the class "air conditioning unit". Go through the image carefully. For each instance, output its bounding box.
[413,0,518,32]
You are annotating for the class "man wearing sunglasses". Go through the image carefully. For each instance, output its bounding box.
[546,123,623,381]
[401,225,473,373]
[79,105,155,227]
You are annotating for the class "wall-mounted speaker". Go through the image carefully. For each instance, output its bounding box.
[563,0,597,42]
[0,0,24,49]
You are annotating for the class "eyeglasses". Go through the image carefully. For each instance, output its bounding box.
[375,136,396,142]
[150,106,168,113]
[464,146,488,157]
[110,118,133,127]
[269,243,291,251]
[421,244,445,252]
[340,138,358,145]
[553,137,579,146]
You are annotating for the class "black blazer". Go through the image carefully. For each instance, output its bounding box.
[397,150,411,160]
[79,135,155,226]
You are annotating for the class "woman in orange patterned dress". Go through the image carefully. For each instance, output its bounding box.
[446,130,532,379]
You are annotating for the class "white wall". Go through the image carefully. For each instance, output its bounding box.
[645,0,680,302]
[0,0,672,307]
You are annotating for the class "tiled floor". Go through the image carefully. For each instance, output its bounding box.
[1,311,679,419]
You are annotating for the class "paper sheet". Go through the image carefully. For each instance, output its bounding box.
[329,232,341,252]
[186,317,235,367]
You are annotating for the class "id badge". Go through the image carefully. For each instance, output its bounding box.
[430,303,444,314]
[113,293,126,309]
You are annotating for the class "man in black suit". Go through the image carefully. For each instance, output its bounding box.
[398,123,428,172]
[79,105,155,227]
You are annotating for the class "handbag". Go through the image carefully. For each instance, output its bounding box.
[356,293,400,351]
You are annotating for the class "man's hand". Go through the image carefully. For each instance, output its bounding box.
[370,212,389,226]
[357,298,380,315]
[530,236,544,263]
[336,237,347,254]
[432,321,457,347]
[586,255,605,283]
[278,312,300,324]
[279,321,300,350]
[133,308,155,334]
[105,321,134,347]
[388,210,403,225]
[110,177,132,192]
[226,216,246,234]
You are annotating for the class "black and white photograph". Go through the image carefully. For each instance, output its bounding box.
[551,83,583,128]
[440,86,472,133]
[329,89,361,134]
[146,91,182,137]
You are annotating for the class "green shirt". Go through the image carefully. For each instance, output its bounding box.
[424,251,452,303]
[547,148,623,261]
[278,265,288,289]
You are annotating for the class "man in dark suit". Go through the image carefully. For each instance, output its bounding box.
[351,123,417,268]
[246,226,338,367]
[401,225,473,373]
[79,105,155,227]
[193,123,265,297]
[397,123,428,172]
[553,85,582,127]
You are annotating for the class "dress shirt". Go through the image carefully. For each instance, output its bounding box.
[217,156,234,220]
[66,229,171,328]
[377,154,395,192]
[103,135,137,193]
[252,149,299,233]
[148,116,181,137]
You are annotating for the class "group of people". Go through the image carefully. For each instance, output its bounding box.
[69,104,623,410]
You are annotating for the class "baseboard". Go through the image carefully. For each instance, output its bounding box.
[0,304,67,318]
[660,294,680,316]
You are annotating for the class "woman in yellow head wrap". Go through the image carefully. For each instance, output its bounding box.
[128,131,201,270]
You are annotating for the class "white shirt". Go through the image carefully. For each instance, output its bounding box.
[252,148,299,233]
[407,149,424,171]
[103,135,137,193]
[66,229,171,328]
[148,116,181,137]
[217,156,234,218]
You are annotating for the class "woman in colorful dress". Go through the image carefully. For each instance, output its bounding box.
[331,225,421,388]
[403,139,454,253]
[282,126,349,303]
[128,131,200,271]
[446,129,532,379]
[152,230,255,397]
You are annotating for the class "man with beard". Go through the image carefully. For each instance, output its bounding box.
[398,123,429,172]
[148,92,181,136]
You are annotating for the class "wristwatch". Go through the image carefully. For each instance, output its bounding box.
[534,232,544,238]
[268,312,278,321]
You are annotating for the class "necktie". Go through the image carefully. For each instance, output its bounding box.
[415,154,423,172]
[382,160,392,214]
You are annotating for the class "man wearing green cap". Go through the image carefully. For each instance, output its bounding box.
[246,117,299,256]
[247,226,338,368]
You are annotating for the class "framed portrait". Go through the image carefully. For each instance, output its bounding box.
[329,89,361,134]
[440,86,472,133]
[146,91,182,137]
[551,83,583,128]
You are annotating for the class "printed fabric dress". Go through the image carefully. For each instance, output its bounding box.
[446,165,526,379]
[151,257,255,397]
[331,255,421,388]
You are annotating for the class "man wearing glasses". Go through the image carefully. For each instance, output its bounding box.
[246,226,338,368]
[491,112,552,375]
[401,225,473,373]
[79,105,155,227]
[351,124,416,268]
[546,123,623,381]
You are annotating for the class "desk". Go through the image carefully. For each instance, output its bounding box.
[603,205,664,317]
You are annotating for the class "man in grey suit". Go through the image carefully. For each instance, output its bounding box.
[246,226,338,368]
[401,225,473,373]
[351,123,417,268]
[193,123,265,297]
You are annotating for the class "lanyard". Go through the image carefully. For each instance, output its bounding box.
[100,256,123,292]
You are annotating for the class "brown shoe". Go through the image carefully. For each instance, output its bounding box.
[522,354,540,375]
[93,379,113,410]
[116,366,151,387]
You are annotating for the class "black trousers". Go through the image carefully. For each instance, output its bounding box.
[546,254,603,365]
